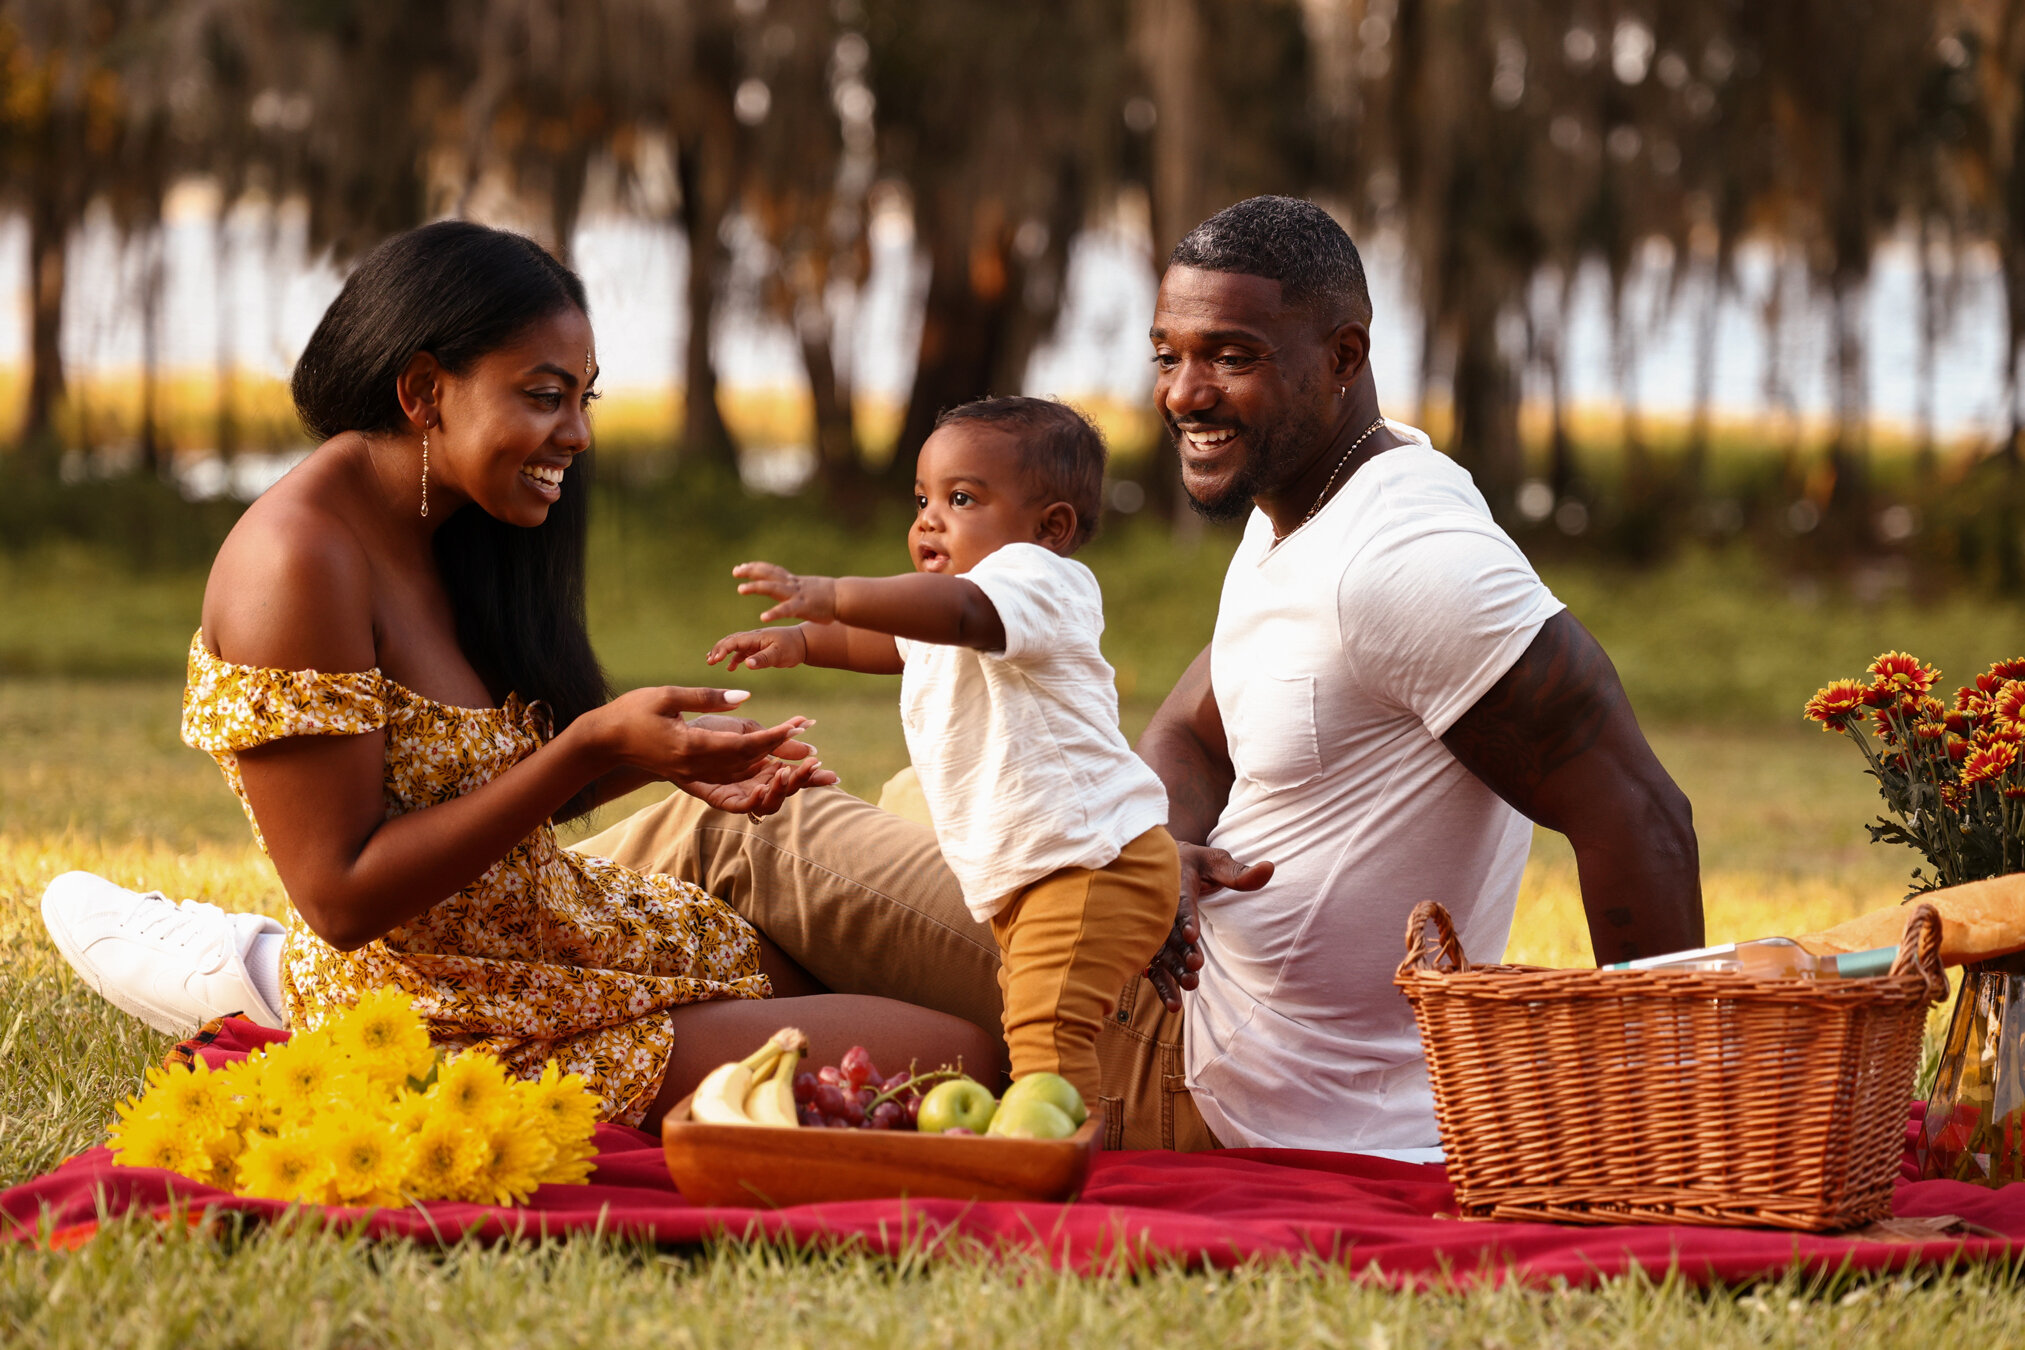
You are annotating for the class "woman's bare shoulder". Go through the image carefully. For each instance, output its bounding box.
[203,447,377,674]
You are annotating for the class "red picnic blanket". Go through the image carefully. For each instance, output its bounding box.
[6,1018,2022,1289]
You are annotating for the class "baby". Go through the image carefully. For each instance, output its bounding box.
[706,396,1177,1108]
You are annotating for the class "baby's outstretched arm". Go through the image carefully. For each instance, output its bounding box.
[710,563,906,676]
[732,561,1007,651]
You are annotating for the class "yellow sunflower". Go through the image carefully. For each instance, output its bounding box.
[134,1059,234,1136]
[107,1109,201,1177]
[235,1131,335,1205]
[516,1063,600,1148]
[313,1114,409,1207]
[257,1035,360,1119]
[468,1122,556,1207]
[403,1118,482,1202]
[384,1086,434,1135]
[429,1053,514,1128]
[329,987,436,1085]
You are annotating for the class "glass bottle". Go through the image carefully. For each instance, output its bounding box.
[1604,937,1899,979]
[1918,950,2025,1187]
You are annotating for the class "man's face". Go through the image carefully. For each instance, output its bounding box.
[1150,266,1336,521]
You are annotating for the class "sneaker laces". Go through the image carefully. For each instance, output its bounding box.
[129,896,231,949]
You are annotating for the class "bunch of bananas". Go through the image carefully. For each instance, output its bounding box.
[689,1027,809,1128]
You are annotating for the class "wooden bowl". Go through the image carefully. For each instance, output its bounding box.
[661,1095,1104,1208]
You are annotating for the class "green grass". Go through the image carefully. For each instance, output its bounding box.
[6,512,2025,1338]
[2,1218,2019,1350]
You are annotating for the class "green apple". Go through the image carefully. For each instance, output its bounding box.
[984,1096,1077,1141]
[999,1072,1087,1127]
[917,1078,998,1134]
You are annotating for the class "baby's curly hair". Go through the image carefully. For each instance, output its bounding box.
[933,396,1107,550]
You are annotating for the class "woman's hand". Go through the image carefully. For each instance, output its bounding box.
[706,625,809,671]
[680,713,839,816]
[580,687,820,787]
[733,561,838,624]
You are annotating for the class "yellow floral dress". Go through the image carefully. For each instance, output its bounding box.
[179,632,769,1126]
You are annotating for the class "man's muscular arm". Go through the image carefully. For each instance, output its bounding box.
[1440,611,1702,964]
[1137,645,1274,1009]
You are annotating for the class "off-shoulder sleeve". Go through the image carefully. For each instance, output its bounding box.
[180,632,389,755]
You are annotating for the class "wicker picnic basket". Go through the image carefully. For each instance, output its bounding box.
[1394,900,1947,1231]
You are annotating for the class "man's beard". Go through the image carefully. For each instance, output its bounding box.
[1177,398,1334,523]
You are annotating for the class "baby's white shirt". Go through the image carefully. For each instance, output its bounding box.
[893,543,1170,922]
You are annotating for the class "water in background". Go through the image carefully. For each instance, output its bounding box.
[7,190,2013,474]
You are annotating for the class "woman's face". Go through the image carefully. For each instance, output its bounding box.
[432,306,599,528]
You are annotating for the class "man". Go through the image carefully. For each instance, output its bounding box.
[578,196,1701,1153]
[47,196,1699,1154]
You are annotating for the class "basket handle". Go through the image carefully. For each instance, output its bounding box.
[1398,901,1470,978]
[1888,901,1948,1002]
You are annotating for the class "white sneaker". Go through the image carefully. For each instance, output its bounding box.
[40,871,288,1034]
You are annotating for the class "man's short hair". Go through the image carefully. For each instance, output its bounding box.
[1169,196,1373,327]
[933,396,1107,550]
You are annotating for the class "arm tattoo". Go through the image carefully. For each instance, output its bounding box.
[1441,612,1623,808]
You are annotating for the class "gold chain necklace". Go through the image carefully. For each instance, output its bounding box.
[1273,417,1386,541]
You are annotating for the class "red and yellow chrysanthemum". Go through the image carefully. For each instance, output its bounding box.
[1804,679,1871,732]
[1870,651,1940,697]
[1960,741,2017,787]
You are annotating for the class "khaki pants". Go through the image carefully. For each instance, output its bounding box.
[989,826,1177,1108]
[576,786,1221,1151]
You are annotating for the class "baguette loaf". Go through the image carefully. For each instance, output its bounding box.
[1798,873,2025,965]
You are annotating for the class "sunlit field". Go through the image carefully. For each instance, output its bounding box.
[4,516,2023,1338]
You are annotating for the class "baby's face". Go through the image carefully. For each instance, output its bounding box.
[910,424,1055,575]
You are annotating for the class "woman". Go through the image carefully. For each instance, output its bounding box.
[52,221,1000,1128]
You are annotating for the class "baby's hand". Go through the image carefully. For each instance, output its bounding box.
[706,626,809,671]
[732,561,839,624]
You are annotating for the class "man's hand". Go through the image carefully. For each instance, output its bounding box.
[707,625,809,672]
[1146,842,1274,1012]
[733,561,839,624]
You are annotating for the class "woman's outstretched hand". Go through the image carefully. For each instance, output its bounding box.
[582,688,832,806]
[706,625,810,671]
[732,561,839,624]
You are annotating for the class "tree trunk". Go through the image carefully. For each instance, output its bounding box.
[213,219,239,460]
[1687,256,1722,493]
[675,136,738,469]
[139,227,166,476]
[799,325,858,491]
[888,201,1014,480]
[21,190,68,473]
[1825,270,1870,540]
[1449,298,1521,517]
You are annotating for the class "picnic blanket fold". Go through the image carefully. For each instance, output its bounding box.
[7,1017,2022,1289]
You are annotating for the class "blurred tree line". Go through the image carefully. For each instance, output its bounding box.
[3,0,2024,573]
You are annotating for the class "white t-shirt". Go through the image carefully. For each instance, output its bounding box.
[895,543,1170,921]
[1186,426,1564,1151]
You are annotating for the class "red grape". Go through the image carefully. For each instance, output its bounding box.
[792,1072,818,1104]
[840,1045,879,1090]
[813,1083,849,1117]
[796,1104,823,1127]
[816,1065,846,1088]
[869,1101,905,1130]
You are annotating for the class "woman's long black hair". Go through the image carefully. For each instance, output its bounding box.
[291,221,610,817]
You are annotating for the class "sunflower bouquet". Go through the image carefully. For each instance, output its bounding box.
[1803,651,2025,890]
[106,988,601,1208]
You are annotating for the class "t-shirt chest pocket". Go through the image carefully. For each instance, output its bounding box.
[1228,672,1324,792]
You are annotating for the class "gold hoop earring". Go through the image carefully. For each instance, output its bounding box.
[420,430,430,518]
